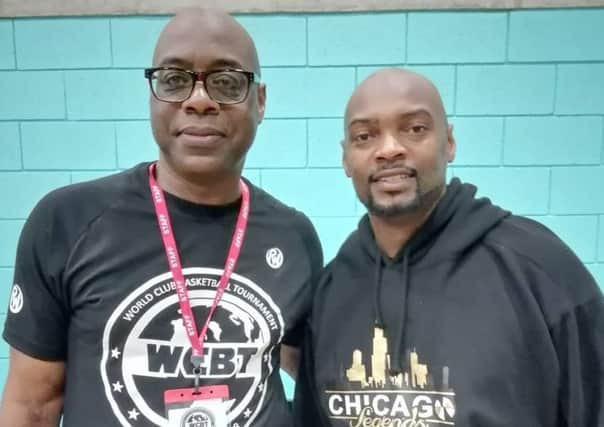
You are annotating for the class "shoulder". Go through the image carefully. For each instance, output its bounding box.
[312,227,362,296]
[485,215,601,311]
[46,167,137,203]
[486,215,585,274]
[249,182,297,218]
[250,183,319,244]
[24,165,146,243]
[249,182,324,266]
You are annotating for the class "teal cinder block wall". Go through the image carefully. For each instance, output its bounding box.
[1,8,604,400]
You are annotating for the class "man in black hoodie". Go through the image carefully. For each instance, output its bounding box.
[294,68,604,426]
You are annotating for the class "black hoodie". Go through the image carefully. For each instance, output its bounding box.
[294,179,604,427]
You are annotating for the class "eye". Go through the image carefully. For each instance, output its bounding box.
[402,123,430,139]
[159,71,190,88]
[350,131,377,146]
[209,73,244,90]
[353,132,371,142]
[409,125,428,134]
[212,75,235,87]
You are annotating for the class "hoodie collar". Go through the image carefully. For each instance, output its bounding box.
[358,178,509,267]
[354,178,509,374]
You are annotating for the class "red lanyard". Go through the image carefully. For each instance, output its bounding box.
[148,163,250,369]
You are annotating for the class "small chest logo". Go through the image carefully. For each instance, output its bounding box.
[9,284,24,314]
[265,248,283,269]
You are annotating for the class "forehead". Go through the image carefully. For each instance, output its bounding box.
[153,17,255,70]
[346,75,442,126]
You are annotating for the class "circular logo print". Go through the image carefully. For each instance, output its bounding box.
[181,408,214,427]
[9,284,23,314]
[101,268,284,427]
[265,248,283,269]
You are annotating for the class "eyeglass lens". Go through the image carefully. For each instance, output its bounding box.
[151,69,249,103]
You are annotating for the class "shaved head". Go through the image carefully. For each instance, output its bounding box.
[345,68,447,131]
[341,67,455,221]
[149,7,266,194]
[153,8,260,75]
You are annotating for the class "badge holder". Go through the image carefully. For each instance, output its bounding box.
[165,370,230,427]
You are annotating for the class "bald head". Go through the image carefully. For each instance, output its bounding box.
[153,8,260,75]
[341,67,456,223]
[345,68,447,132]
[148,8,267,189]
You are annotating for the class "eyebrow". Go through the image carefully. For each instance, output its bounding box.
[157,57,245,70]
[348,108,434,129]
[210,58,245,69]
[401,108,434,120]
[157,57,191,68]
[347,118,376,129]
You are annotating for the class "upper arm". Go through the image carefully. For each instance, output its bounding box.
[0,347,65,426]
[3,197,69,360]
[282,212,324,348]
[553,296,604,426]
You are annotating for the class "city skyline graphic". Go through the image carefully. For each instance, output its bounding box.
[345,327,451,391]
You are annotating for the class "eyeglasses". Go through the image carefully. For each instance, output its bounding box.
[144,67,260,104]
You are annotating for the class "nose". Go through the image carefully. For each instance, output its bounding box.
[375,131,406,161]
[181,81,220,114]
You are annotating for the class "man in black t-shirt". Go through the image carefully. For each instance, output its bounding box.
[0,8,322,427]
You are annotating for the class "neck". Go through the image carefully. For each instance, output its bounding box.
[369,186,446,258]
[155,159,241,206]
[369,213,426,259]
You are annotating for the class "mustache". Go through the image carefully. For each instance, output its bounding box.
[368,164,417,183]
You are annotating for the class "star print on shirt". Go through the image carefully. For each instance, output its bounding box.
[244,408,252,419]
[257,383,264,393]
[111,347,121,359]
[128,408,139,420]
[112,381,124,393]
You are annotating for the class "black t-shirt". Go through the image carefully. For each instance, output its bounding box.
[4,163,323,427]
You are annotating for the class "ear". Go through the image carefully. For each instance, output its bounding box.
[341,140,352,177]
[256,83,266,124]
[446,123,456,163]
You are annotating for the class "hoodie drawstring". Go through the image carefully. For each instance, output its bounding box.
[389,249,410,375]
[373,249,384,329]
[373,247,411,376]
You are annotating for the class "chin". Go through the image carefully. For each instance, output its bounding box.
[169,154,232,177]
[371,203,421,218]
[366,193,421,218]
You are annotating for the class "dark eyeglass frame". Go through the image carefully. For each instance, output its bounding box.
[144,67,261,104]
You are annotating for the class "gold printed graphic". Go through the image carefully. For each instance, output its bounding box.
[410,351,428,389]
[371,327,388,387]
[331,327,456,426]
[346,350,368,387]
[346,327,429,390]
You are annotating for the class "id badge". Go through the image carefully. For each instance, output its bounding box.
[165,385,230,427]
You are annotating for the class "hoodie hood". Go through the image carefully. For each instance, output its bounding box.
[344,178,510,373]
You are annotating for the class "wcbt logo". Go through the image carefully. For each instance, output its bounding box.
[181,408,214,427]
[101,268,284,426]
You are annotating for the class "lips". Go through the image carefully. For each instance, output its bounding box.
[369,166,416,193]
[177,125,226,147]
[178,125,226,138]
[370,167,416,182]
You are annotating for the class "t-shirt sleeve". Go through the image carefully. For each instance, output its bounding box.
[281,212,324,347]
[2,196,70,361]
